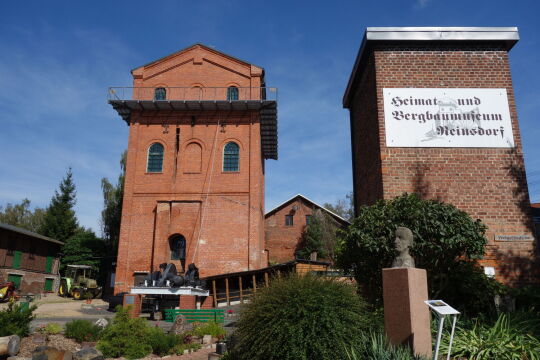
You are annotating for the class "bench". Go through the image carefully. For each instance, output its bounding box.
[163,309,225,324]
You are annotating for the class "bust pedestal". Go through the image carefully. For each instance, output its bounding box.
[382,267,432,358]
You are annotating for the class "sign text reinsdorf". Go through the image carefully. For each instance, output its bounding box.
[383,88,515,148]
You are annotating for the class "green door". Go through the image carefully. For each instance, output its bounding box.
[44,278,54,292]
[45,256,53,273]
[7,274,22,289]
[13,251,22,269]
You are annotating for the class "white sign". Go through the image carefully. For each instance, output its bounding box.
[383,88,515,148]
[425,300,460,316]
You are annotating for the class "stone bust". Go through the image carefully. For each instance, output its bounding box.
[391,226,415,268]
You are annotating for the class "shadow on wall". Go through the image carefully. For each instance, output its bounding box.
[504,147,536,234]
[490,245,540,286]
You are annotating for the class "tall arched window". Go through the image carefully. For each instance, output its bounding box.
[147,143,164,173]
[154,87,166,100]
[223,142,239,172]
[227,86,239,101]
[169,234,186,261]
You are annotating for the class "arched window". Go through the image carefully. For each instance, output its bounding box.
[154,87,166,100]
[147,143,164,173]
[223,142,239,172]
[227,86,239,101]
[169,234,186,261]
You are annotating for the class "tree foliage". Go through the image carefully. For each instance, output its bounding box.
[0,198,45,233]
[323,191,354,222]
[61,227,106,272]
[101,151,126,257]
[296,210,341,263]
[337,193,492,315]
[39,168,78,242]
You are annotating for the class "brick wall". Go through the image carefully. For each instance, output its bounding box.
[348,43,537,284]
[114,45,268,294]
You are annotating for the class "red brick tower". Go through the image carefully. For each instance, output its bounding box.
[109,44,277,294]
[343,27,536,284]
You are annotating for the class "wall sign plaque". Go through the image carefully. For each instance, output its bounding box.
[383,88,515,148]
[495,234,534,242]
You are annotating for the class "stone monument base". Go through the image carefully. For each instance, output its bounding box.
[382,267,431,358]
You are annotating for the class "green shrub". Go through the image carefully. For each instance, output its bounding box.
[64,319,102,342]
[145,326,180,356]
[511,285,540,313]
[192,320,226,338]
[44,322,63,335]
[440,313,540,360]
[345,331,426,360]
[337,193,498,316]
[0,301,37,337]
[97,306,152,359]
[229,274,370,360]
[171,342,202,355]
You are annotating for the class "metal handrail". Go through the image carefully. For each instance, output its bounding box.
[107,87,277,102]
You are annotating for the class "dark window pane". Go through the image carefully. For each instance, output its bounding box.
[170,235,186,260]
[227,86,239,101]
[223,142,239,172]
[285,215,294,226]
[154,87,166,100]
[147,143,164,172]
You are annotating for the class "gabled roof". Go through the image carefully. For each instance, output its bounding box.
[265,194,350,224]
[0,222,64,245]
[131,43,263,73]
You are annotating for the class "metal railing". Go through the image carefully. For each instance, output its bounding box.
[108,87,277,102]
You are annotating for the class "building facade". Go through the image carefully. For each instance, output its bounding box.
[265,194,349,263]
[0,223,62,294]
[343,27,537,284]
[110,44,278,294]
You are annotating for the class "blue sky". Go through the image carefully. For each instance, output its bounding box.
[1,0,539,233]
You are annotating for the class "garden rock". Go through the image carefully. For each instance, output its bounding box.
[202,335,212,345]
[7,357,30,360]
[94,319,108,329]
[73,348,103,360]
[32,346,72,360]
[168,314,187,335]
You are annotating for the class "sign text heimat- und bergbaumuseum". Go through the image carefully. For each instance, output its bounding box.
[383,88,515,148]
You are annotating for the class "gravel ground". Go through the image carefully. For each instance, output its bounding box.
[18,334,81,357]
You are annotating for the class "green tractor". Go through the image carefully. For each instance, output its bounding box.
[59,265,102,300]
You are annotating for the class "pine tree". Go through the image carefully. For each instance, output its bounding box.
[296,210,327,260]
[39,168,78,242]
[61,227,105,272]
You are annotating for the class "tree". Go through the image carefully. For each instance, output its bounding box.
[296,209,341,263]
[100,151,127,257]
[323,191,354,222]
[0,199,45,233]
[61,228,106,272]
[39,168,78,242]
[337,193,494,315]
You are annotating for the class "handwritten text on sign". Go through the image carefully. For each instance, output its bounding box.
[383,88,515,148]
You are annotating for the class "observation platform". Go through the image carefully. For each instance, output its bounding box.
[130,286,209,296]
[108,86,278,160]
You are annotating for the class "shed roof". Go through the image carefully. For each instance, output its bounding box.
[0,222,64,245]
[265,194,350,224]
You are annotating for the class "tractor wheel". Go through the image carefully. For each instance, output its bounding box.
[72,289,83,300]
[58,281,68,297]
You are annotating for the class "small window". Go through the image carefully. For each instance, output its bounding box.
[285,215,294,226]
[147,143,164,173]
[227,86,239,101]
[170,235,186,261]
[223,142,239,172]
[154,87,166,100]
[305,215,312,225]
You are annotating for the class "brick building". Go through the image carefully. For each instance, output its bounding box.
[0,222,62,294]
[343,27,537,284]
[109,44,278,294]
[265,194,349,263]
